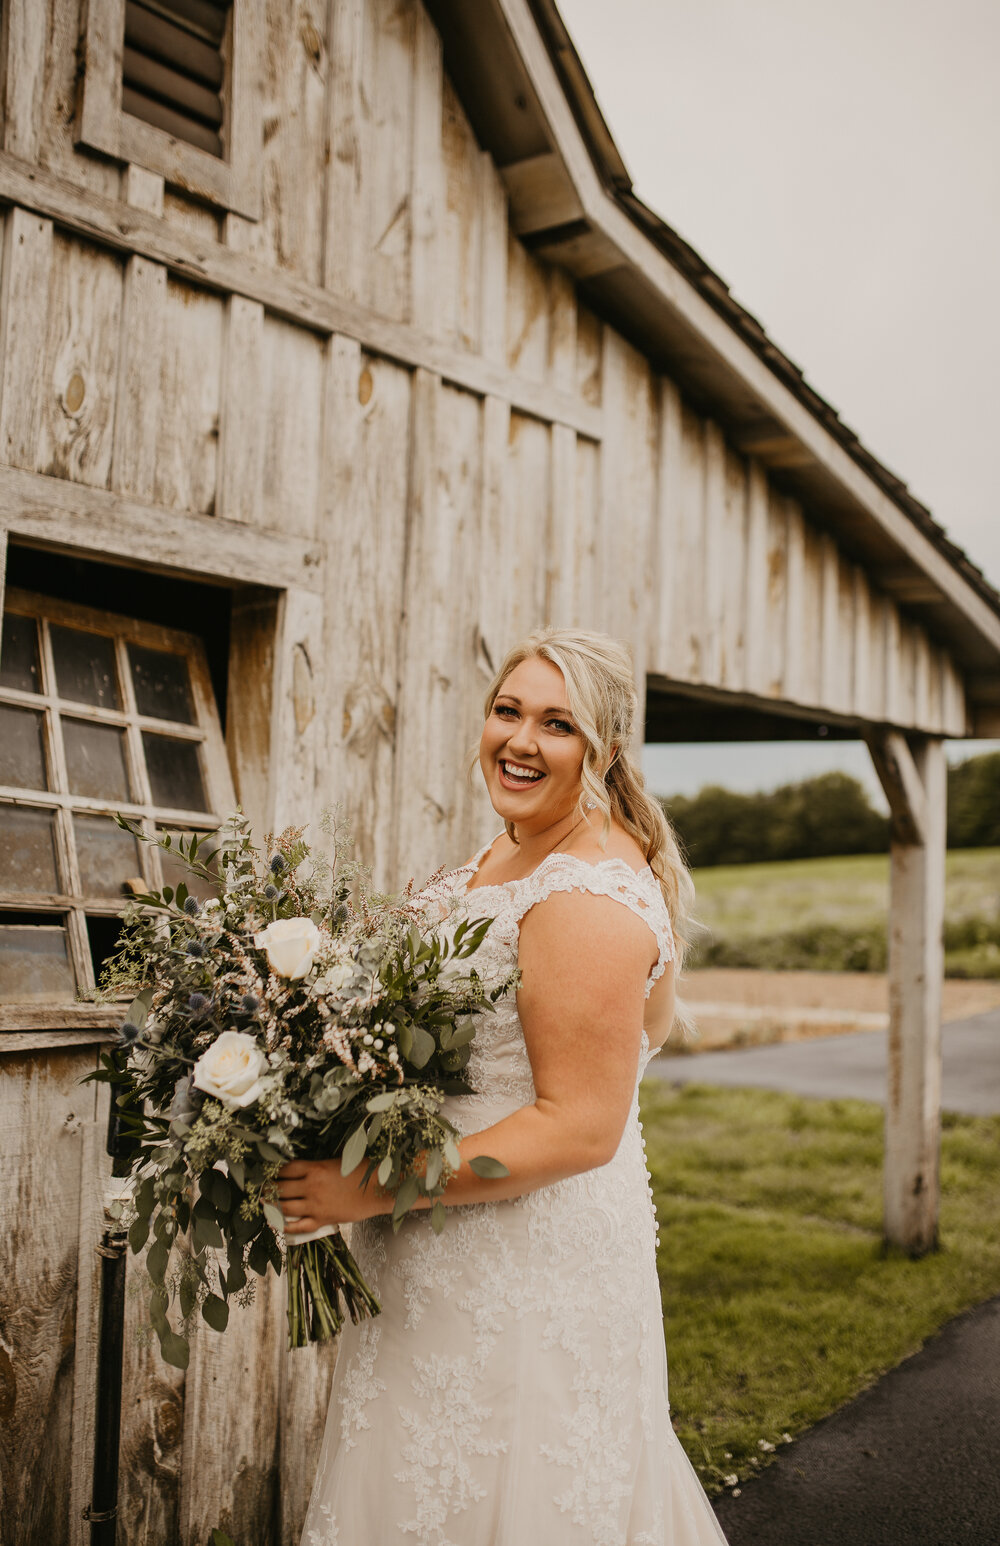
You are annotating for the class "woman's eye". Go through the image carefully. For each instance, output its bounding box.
[549,719,575,734]
[494,704,517,718]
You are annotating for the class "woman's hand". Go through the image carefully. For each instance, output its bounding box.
[276,1158,389,1234]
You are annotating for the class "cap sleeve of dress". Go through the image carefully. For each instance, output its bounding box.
[510,853,675,990]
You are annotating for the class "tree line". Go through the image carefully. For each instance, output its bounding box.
[660,750,1000,868]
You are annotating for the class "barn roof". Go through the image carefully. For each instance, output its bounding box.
[426,0,1000,711]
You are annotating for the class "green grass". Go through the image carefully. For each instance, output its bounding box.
[640,1081,1000,1492]
[689,847,1000,976]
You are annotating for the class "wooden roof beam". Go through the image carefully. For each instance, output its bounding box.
[487,0,1000,671]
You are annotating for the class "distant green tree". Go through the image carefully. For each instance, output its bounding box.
[947,751,1000,848]
[661,771,889,867]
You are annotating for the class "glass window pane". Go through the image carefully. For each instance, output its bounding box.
[74,815,143,898]
[142,733,206,812]
[128,644,195,724]
[0,806,60,893]
[50,624,121,709]
[63,719,131,801]
[158,830,221,904]
[0,613,41,693]
[0,704,48,789]
[0,922,76,1001]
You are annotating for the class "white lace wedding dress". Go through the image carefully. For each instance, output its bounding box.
[300,846,730,1546]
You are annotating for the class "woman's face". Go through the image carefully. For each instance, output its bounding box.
[479,656,586,831]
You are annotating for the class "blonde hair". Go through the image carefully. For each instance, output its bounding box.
[481,627,697,1000]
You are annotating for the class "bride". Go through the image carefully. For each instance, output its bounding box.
[279,628,730,1546]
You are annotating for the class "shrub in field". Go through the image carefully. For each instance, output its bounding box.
[691,922,888,973]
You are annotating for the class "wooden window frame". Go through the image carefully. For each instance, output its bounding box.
[0,586,236,1032]
[75,0,263,220]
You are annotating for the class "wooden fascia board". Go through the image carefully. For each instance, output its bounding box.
[0,151,602,441]
[494,0,1000,664]
[0,463,323,592]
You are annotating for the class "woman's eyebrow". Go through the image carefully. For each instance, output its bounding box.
[496,694,574,717]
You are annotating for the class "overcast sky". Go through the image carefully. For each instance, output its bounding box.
[555,0,1000,799]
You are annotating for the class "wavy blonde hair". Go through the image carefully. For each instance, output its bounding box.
[481,627,697,1004]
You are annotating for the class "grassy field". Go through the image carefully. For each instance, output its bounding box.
[688,847,1000,976]
[640,1080,1000,1494]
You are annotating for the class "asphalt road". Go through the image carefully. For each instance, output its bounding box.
[648,1009,1000,1116]
[711,1295,1000,1546]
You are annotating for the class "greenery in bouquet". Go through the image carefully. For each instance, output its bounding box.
[85,809,517,1367]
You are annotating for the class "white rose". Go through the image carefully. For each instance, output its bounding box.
[318,957,354,996]
[254,916,323,979]
[193,1030,268,1109]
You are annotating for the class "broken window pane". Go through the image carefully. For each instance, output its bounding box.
[87,914,127,992]
[74,814,142,898]
[142,733,206,812]
[0,805,60,893]
[50,624,121,710]
[0,920,76,1001]
[128,643,196,724]
[0,704,48,789]
[63,719,131,801]
[0,613,41,693]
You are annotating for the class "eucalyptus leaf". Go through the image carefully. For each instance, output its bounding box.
[366,1092,397,1113]
[391,1174,420,1223]
[262,1200,286,1233]
[128,1215,150,1254]
[157,1328,190,1370]
[377,1155,393,1186]
[431,1200,446,1234]
[425,1148,443,1190]
[247,1235,270,1276]
[180,1274,197,1321]
[341,1121,368,1177]
[469,1154,510,1179]
[408,1024,435,1070]
[193,1211,224,1252]
[227,1156,245,1192]
[397,1022,414,1061]
[147,1237,169,1285]
[202,1294,230,1333]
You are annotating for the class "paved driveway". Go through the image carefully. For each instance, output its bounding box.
[712,1295,1000,1546]
[646,1009,1000,1116]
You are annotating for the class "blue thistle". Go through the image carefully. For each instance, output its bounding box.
[187,992,209,1017]
[183,895,200,916]
[240,993,259,1014]
[263,883,279,900]
[117,1020,143,1047]
[269,853,286,875]
[186,939,205,958]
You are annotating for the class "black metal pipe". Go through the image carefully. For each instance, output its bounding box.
[84,1073,134,1545]
[86,1222,127,1546]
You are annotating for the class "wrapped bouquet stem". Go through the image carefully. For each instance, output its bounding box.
[87,809,517,1366]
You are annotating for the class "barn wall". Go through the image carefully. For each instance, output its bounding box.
[0,2,972,1542]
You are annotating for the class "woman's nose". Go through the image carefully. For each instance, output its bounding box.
[506,720,539,755]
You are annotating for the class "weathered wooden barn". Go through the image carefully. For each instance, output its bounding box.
[2,1,999,1542]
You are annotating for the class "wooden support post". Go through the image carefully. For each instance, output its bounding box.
[866,730,946,1255]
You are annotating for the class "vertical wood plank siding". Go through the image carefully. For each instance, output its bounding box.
[0,2,975,1542]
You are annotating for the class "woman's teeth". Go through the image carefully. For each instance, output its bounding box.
[501,761,544,784]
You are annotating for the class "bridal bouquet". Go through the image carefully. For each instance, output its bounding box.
[86,810,516,1368]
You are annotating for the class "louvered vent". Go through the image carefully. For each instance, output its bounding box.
[123,0,231,159]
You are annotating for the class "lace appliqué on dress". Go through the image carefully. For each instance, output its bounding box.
[298,849,730,1546]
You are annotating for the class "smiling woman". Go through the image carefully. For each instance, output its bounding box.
[291,627,729,1546]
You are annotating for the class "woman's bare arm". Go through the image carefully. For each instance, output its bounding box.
[278,889,660,1231]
